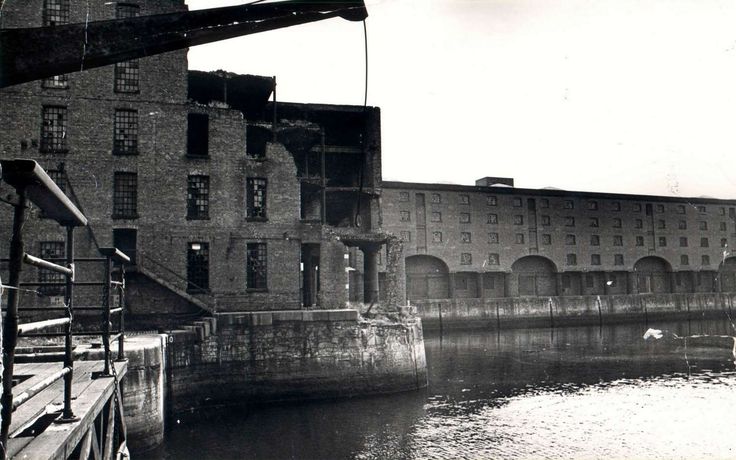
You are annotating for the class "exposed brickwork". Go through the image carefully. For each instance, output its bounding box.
[382,181,736,299]
[0,1,390,325]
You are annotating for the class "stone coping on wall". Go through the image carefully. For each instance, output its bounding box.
[216,308,360,327]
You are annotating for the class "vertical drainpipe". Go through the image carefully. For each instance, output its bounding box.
[320,129,326,225]
[271,76,277,141]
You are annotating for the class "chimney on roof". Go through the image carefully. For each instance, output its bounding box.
[476,177,514,187]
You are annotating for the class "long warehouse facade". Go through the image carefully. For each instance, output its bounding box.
[380,177,736,302]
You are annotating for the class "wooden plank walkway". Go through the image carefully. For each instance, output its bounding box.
[6,360,127,459]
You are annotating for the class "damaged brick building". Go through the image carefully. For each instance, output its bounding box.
[0,0,404,327]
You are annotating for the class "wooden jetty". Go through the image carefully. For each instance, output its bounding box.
[1,160,131,459]
[7,361,127,460]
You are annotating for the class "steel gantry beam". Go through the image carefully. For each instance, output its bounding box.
[0,0,368,88]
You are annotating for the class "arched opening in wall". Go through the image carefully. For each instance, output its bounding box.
[719,257,736,292]
[633,256,672,293]
[406,255,449,300]
[511,256,557,296]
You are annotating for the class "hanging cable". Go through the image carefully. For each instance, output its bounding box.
[363,19,368,108]
[354,19,369,226]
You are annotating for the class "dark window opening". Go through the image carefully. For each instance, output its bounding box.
[41,165,66,219]
[187,175,210,219]
[247,125,271,159]
[113,109,138,155]
[113,172,138,219]
[187,242,209,292]
[247,243,268,290]
[247,178,267,219]
[113,228,137,264]
[187,113,209,157]
[116,2,140,18]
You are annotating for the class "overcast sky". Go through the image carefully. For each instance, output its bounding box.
[186,0,736,199]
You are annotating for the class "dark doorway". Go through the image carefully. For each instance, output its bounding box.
[301,243,320,308]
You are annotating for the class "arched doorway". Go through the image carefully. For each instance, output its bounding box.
[406,255,450,300]
[634,256,672,293]
[511,256,557,296]
[719,257,736,292]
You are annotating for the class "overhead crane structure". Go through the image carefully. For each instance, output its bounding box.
[0,0,368,88]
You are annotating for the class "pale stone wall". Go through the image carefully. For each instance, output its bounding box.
[414,292,736,330]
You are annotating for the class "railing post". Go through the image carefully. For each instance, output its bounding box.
[116,264,126,361]
[102,254,112,376]
[57,226,79,423]
[0,191,27,459]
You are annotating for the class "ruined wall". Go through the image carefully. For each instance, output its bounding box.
[318,239,349,309]
[165,310,427,414]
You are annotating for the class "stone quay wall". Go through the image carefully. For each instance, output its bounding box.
[166,310,427,415]
[414,292,736,330]
[97,309,427,452]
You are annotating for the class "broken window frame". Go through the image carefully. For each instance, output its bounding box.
[42,74,69,90]
[113,109,139,155]
[246,242,268,291]
[187,175,210,220]
[38,241,65,295]
[246,177,267,220]
[187,242,209,293]
[40,105,68,153]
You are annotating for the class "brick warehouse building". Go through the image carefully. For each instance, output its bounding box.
[0,0,404,327]
[380,177,736,302]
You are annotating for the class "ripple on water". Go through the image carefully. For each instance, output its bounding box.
[408,372,736,460]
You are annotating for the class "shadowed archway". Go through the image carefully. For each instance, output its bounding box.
[406,255,449,300]
[511,256,558,296]
[719,256,736,292]
[634,256,673,293]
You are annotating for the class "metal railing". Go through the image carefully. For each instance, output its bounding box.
[0,160,130,459]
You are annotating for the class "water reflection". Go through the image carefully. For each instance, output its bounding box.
[145,319,736,460]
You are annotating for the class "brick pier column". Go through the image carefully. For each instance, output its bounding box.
[385,236,406,307]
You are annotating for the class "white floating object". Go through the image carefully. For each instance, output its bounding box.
[643,328,664,340]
